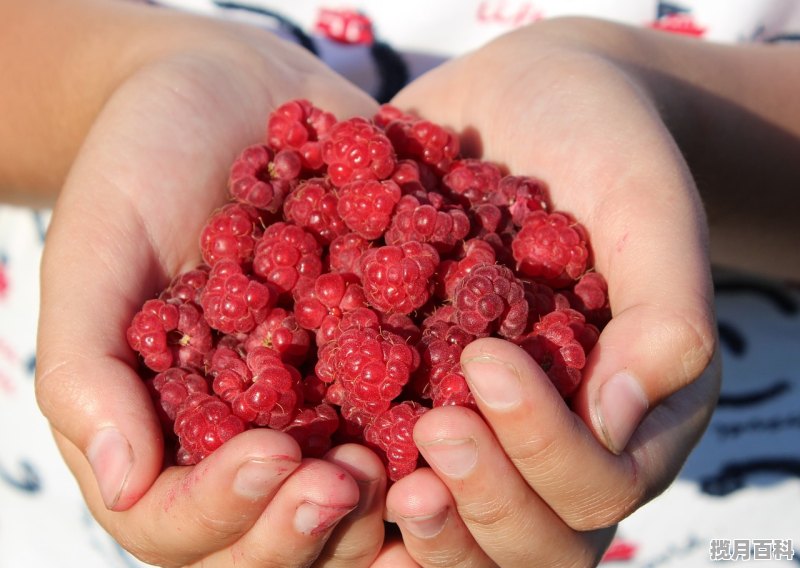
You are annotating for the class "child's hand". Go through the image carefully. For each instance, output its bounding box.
[33,12,387,566]
[382,18,720,565]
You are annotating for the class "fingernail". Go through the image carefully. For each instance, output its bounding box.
[596,371,649,454]
[400,508,449,539]
[294,501,354,536]
[419,438,477,478]
[234,457,297,500]
[86,427,133,510]
[462,355,522,410]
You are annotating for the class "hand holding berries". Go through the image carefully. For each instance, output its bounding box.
[128,98,611,483]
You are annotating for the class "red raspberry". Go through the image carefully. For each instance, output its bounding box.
[159,265,209,304]
[327,232,371,275]
[321,117,396,187]
[360,242,439,315]
[384,116,460,174]
[315,326,419,416]
[231,347,302,429]
[282,177,348,245]
[282,403,340,458]
[244,307,311,366]
[384,194,470,253]
[390,158,439,194]
[151,367,209,421]
[336,179,402,239]
[413,317,476,408]
[561,272,612,329]
[301,373,329,405]
[442,159,503,206]
[435,238,497,300]
[451,264,529,339]
[127,299,213,372]
[207,345,250,403]
[364,401,428,481]
[512,210,590,288]
[516,308,599,397]
[493,175,549,226]
[253,222,323,296]
[266,99,337,170]
[228,145,299,212]
[379,311,422,345]
[199,203,262,267]
[293,273,367,344]
[373,103,416,128]
[174,393,247,465]
[200,260,274,334]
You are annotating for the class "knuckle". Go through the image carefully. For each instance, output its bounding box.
[459,494,518,531]
[561,455,644,532]
[675,309,717,387]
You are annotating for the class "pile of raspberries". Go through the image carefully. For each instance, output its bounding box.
[127,99,611,481]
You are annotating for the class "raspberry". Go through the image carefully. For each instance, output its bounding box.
[266,99,337,170]
[293,273,367,344]
[315,326,419,416]
[494,175,549,226]
[327,232,370,275]
[151,368,209,421]
[512,211,590,288]
[199,203,262,267]
[321,117,396,187]
[282,403,340,458]
[390,158,439,194]
[253,222,323,296]
[562,272,612,329]
[442,159,503,206]
[207,345,250,403]
[282,177,348,245]
[174,393,247,465]
[336,179,402,239]
[451,264,529,339]
[516,308,599,397]
[384,115,460,174]
[127,299,213,372]
[414,318,476,408]
[231,347,302,429]
[436,238,497,300]
[373,103,416,128]
[364,401,428,481]
[244,307,311,366]
[384,194,470,253]
[200,260,274,334]
[228,144,298,212]
[159,265,209,304]
[360,242,439,315]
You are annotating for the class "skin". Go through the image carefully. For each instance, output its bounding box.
[2,1,797,566]
[381,18,799,567]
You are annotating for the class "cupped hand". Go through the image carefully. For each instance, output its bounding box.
[34,14,385,567]
[386,17,720,566]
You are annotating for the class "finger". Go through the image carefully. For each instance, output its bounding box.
[386,468,492,568]
[459,338,720,530]
[370,538,422,568]
[56,428,301,567]
[413,405,612,567]
[316,444,387,567]
[202,459,360,568]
